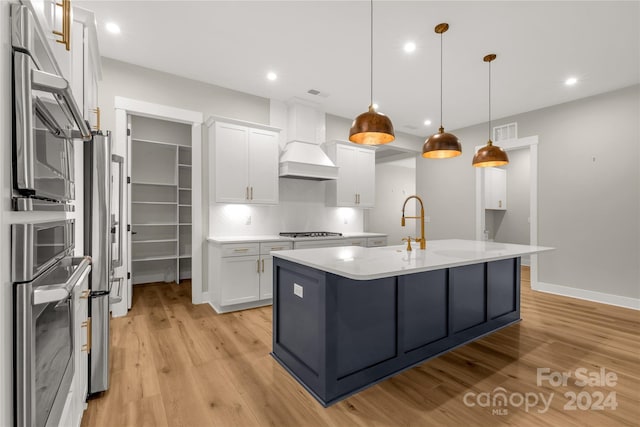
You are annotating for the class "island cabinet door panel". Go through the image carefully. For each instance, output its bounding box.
[331,276,397,378]
[450,264,487,333]
[276,267,324,375]
[487,258,519,319]
[400,269,448,353]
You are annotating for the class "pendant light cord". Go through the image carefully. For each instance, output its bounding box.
[488,59,492,141]
[370,0,374,108]
[440,31,443,128]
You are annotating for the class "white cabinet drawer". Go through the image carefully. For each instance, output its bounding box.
[221,243,259,257]
[260,242,293,255]
[293,239,346,250]
[343,238,367,247]
[367,237,387,247]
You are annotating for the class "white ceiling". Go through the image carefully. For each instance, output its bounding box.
[76,1,639,137]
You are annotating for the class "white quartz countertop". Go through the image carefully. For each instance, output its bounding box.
[272,239,554,280]
[208,232,387,244]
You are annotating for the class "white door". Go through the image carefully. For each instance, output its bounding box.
[248,128,279,204]
[220,256,260,305]
[356,148,376,207]
[335,144,358,207]
[214,122,249,203]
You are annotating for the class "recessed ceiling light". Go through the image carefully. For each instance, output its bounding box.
[403,41,416,53]
[267,72,277,81]
[424,119,432,126]
[565,77,578,86]
[105,22,120,34]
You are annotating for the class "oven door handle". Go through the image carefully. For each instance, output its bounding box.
[31,68,92,141]
[32,257,92,305]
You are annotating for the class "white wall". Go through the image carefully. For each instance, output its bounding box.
[417,85,640,303]
[99,58,270,132]
[367,158,418,246]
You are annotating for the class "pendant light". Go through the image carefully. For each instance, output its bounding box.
[472,54,509,167]
[423,23,461,159]
[349,0,395,145]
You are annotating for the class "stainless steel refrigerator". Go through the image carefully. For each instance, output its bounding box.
[84,130,121,395]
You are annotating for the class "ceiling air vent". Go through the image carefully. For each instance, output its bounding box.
[493,122,517,142]
[307,89,330,98]
[404,124,418,130]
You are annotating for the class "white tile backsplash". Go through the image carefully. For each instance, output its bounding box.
[209,179,364,236]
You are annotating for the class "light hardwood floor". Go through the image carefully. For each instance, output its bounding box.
[82,268,640,426]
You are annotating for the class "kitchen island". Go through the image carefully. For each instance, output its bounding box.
[271,239,553,406]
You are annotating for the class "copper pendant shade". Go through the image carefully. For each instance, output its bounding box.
[423,127,462,158]
[349,105,395,145]
[473,54,509,167]
[423,23,461,159]
[472,140,509,167]
[349,0,395,145]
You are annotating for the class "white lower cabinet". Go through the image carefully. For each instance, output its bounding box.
[60,265,90,427]
[366,236,387,247]
[220,255,260,306]
[210,240,292,312]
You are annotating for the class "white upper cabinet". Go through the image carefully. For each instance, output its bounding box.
[27,1,102,129]
[214,122,250,203]
[210,118,280,204]
[247,128,279,204]
[324,141,376,208]
[72,6,102,130]
[485,167,507,210]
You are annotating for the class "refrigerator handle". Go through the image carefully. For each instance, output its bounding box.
[111,154,125,269]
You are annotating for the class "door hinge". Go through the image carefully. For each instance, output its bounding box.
[127,224,131,232]
[127,176,131,184]
[127,272,131,280]
[127,128,131,136]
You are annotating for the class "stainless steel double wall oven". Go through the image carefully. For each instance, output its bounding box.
[10,4,114,427]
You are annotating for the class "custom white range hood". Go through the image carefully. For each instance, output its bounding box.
[279,100,338,180]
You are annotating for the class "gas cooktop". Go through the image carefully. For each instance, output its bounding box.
[279,232,343,238]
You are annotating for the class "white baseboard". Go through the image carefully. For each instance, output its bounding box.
[194,291,209,305]
[534,282,640,310]
[208,299,273,314]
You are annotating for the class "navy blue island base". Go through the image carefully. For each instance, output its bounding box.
[271,256,521,407]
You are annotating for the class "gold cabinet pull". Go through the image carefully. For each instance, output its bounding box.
[250,187,253,200]
[80,289,90,299]
[233,248,249,253]
[53,0,71,51]
[246,187,249,200]
[256,259,260,273]
[81,317,91,353]
[91,107,101,131]
[261,259,264,273]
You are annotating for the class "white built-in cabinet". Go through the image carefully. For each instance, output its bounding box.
[485,167,507,210]
[130,116,192,284]
[209,119,280,204]
[28,1,101,130]
[324,141,376,207]
[71,267,90,427]
[209,241,292,312]
[72,7,101,131]
[58,264,90,427]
